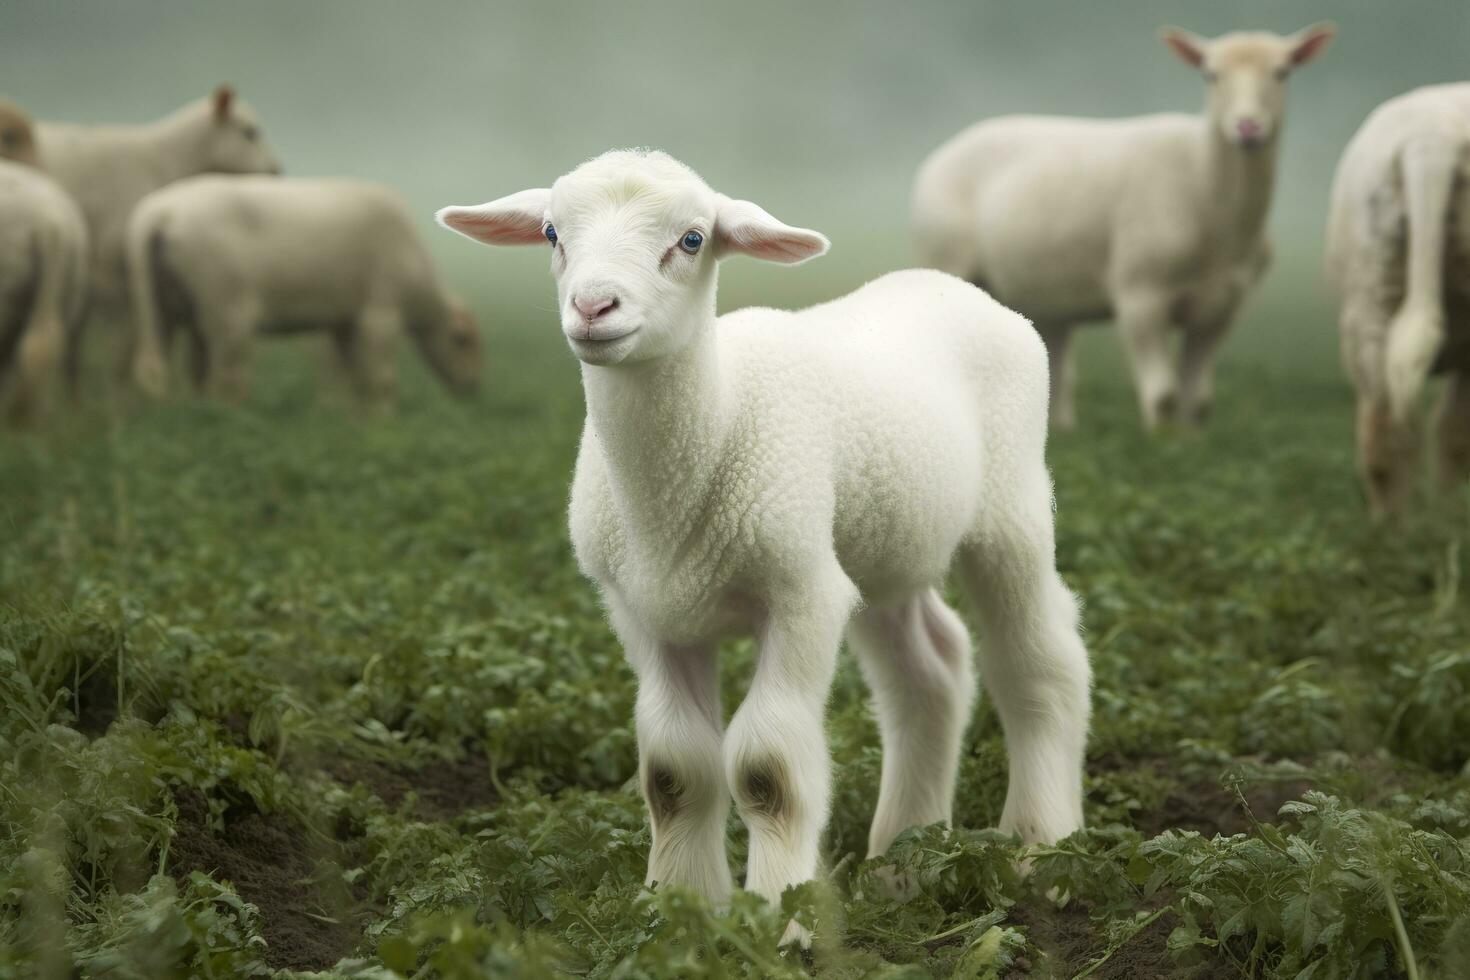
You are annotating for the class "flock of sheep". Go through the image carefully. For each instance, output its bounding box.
[0,86,481,421]
[4,21,1469,942]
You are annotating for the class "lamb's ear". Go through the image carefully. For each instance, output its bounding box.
[436,189,551,246]
[714,195,829,265]
[1159,27,1207,68]
[212,84,235,121]
[1286,22,1335,66]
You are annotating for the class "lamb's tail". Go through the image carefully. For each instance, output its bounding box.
[125,203,168,398]
[1385,133,1461,421]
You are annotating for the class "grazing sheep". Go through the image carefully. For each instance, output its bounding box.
[38,86,280,383]
[0,149,89,422]
[129,175,481,404]
[1327,83,1470,516]
[0,98,40,167]
[913,24,1334,430]
[438,150,1092,932]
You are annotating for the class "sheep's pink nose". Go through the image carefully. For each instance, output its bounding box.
[574,295,619,322]
[1236,119,1262,140]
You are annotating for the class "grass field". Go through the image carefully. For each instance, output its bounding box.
[3,274,1469,979]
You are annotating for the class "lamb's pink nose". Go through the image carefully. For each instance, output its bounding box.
[1236,119,1262,140]
[574,295,619,322]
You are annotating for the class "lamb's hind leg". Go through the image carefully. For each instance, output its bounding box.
[848,590,975,858]
[1357,394,1419,518]
[959,467,1091,845]
[6,307,63,424]
[607,598,733,902]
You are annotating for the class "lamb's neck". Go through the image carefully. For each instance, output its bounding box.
[581,329,727,523]
[1202,125,1279,257]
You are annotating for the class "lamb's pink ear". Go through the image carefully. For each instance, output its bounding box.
[212,84,234,121]
[1159,27,1207,68]
[714,196,829,265]
[1286,22,1335,66]
[436,189,551,246]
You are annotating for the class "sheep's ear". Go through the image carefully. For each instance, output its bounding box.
[212,84,234,121]
[714,196,829,265]
[436,189,551,246]
[1286,22,1335,66]
[1159,27,1207,68]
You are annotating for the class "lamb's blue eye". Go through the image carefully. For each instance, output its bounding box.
[679,230,703,255]
[544,224,557,245]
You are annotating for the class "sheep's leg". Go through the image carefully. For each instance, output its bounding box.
[1036,323,1078,431]
[606,599,733,900]
[1115,292,1179,430]
[960,471,1090,847]
[848,589,975,858]
[6,309,63,425]
[343,305,401,409]
[727,570,856,925]
[62,313,87,399]
[200,301,258,403]
[1177,318,1232,428]
[1356,394,1419,518]
[1435,370,1470,494]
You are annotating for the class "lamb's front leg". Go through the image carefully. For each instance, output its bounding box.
[611,602,733,902]
[725,573,857,915]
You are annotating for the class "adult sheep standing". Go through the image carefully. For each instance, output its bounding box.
[0,100,89,423]
[1327,83,1470,516]
[37,86,281,384]
[438,150,1092,937]
[128,175,482,404]
[912,24,1334,431]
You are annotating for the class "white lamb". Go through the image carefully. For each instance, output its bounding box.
[912,24,1334,430]
[437,150,1092,930]
[128,176,482,404]
[1327,83,1470,517]
[38,86,280,381]
[0,104,89,424]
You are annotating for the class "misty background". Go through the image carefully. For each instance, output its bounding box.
[7,0,1466,369]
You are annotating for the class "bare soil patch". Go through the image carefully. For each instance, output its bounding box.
[327,754,500,820]
[167,789,360,971]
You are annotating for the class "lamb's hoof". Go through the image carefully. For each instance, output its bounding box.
[779,917,812,949]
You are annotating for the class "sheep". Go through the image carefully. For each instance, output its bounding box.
[0,108,89,423]
[1326,83,1470,517]
[128,175,481,404]
[37,85,280,383]
[912,24,1335,431]
[437,150,1092,936]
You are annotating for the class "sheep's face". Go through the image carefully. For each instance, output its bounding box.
[438,150,828,367]
[1162,24,1334,151]
[198,85,282,176]
[0,100,39,168]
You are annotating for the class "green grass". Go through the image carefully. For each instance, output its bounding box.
[2,284,1469,979]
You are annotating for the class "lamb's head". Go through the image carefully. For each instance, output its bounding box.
[437,149,828,366]
[191,85,282,176]
[0,98,39,168]
[1161,24,1334,151]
